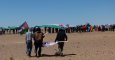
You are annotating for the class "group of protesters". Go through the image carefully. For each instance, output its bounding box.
[63,24,115,33]
[25,27,68,57]
[0,23,115,35]
[41,24,115,33]
[0,28,18,35]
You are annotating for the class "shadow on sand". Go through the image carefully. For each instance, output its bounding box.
[30,53,76,58]
[41,53,76,57]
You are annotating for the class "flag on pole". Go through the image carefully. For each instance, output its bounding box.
[18,21,29,34]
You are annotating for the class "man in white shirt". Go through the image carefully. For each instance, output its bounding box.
[26,29,33,57]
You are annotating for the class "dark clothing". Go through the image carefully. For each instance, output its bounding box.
[55,29,67,54]
[33,32,44,57]
[34,40,42,56]
[55,30,67,42]
[58,42,64,52]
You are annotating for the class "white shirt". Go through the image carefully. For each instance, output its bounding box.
[26,31,32,41]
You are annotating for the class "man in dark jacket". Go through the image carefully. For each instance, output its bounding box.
[55,28,67,55]
[33,27,45,57]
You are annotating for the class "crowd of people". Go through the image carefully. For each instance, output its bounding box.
[41,24,115,33]
[24,23,115,57]
[0,28,18,35]
[0,23,115,35]
[63,24,115,33]
[0,23,115,58]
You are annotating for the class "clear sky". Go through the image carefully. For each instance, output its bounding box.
[0,0,115,27]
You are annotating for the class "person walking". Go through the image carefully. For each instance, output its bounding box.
[33,27,45,57]
[25,28,33,57]
[55,28,68,56]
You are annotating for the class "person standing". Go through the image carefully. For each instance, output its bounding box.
[33,27,45,57]
[55,28,67,56]
[25,29,33,57]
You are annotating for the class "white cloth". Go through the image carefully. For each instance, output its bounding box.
[43,42,57,47]
[43,41,68,47]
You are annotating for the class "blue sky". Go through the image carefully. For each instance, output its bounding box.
[0,0,115,27]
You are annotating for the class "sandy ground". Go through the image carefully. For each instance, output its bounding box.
[0,32,115,60]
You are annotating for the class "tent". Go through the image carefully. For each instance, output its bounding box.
[8,26,18,30]
[41,24,65,29]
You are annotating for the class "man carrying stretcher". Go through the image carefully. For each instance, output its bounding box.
[55,28,68,56]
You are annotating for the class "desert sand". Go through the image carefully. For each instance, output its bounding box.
[0,32,115,60]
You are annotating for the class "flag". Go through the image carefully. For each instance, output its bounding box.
[18,21,29,34]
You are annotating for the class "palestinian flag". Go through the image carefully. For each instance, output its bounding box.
[18,21,29,34]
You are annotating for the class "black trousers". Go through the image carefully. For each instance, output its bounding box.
[58,42,64,52]
[34,41,42,56]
